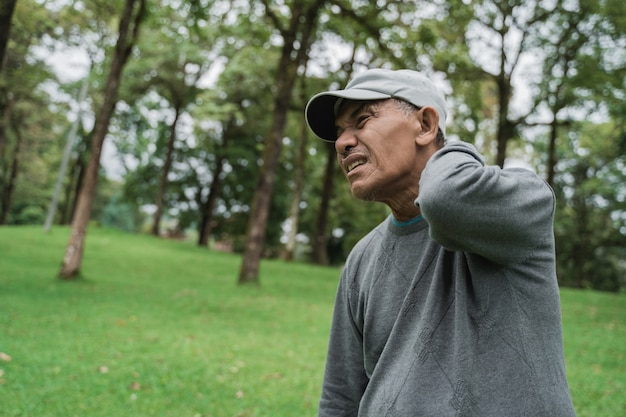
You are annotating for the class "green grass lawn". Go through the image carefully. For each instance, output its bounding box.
[1,226,624,417]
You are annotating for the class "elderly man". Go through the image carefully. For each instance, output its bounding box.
[305,69,576,417]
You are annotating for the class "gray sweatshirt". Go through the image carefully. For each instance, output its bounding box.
[318,141,576,416]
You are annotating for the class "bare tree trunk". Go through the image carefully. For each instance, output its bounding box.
[0,0,17,72]
[0,122,21,224]
[0,0,17,162]
[312,143,335,265]
[237,1,321,284]
[571,162,590,289]
[151,105,180,236]
[282,84,308,261]
[59,0,146,279]
[44,74,90,232]
[61,158,77,224]
[198,170,221,246]
[0,95,12,171]
[198,136,228,247]
[237,96,289,283]
[495,76,513,168]
[197,191,209,246]
[67,148,86,225]
[546,116,558,188]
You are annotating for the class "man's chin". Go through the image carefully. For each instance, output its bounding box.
[351,186,377,202]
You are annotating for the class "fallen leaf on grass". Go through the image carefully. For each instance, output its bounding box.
[235,390,244,399]
[129,381,141,390]
[97,366,109,374]
[0,352,11,362]
[262,372,283,381]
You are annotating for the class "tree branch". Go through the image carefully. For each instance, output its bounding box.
[260,0,286,35]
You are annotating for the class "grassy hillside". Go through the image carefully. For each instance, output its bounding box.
[0,226,624,416]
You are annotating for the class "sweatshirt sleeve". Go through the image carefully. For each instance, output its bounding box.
[318,268,368,417]
[417,141,555,265]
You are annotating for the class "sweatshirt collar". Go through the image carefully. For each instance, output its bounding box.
[387,214,427,236]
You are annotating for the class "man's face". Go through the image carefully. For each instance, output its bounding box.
[334,99,423,203]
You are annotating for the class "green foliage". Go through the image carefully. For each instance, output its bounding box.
[2,0,625,287]
[100,192,143,232]
[0,226,624,416]
[0,0,65,223]
[550,121,626,291]
[10,204,45,225]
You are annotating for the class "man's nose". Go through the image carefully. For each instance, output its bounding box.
[335,129,357,156]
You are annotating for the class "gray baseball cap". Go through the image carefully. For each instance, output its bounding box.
[305,68,447,142]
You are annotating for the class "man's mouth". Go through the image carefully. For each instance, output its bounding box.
[346,158,366,173]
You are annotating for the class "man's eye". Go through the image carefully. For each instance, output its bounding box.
[356,115,370,127]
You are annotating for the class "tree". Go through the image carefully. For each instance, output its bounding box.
[44,73,90,232]
[0,0,18,161]
[0,0,61,225]
[529,0,626,291]
[59,0,146,279]
[430,0,554,166]
[531,0,626,187]
[282,78,309,261]
[124,3,213,236]
[311,142,336,264]
[237,0,324,284]
[551,121,626,291]
[0,0,18,71]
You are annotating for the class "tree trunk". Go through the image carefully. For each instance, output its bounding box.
[0,122,21,224]
[237,1,321,284]
[282,85,308,261]
[59,0,146,279]
[571,162,591,289]
[0,0,17,72]
[197,191,209,246]
[67,148,87,225]
[197,162,222,246]
[151,105,180,236]
[44,74,90,232]
[0,0,17,162]
[312,143,335,265]
[61,158,77,224]
[495,75,512,168]
[237,95,290,283]
[0,95,13,171]
[546,116,558,187]
[198,136,229,247]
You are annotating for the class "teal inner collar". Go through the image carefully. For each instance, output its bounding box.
[391,215,423,227]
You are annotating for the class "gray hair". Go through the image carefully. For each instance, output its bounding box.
[389,98,446,147]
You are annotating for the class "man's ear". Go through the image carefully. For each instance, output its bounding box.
[415,106,439,146]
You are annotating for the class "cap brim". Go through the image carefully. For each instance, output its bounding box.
[305,89,391,142]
